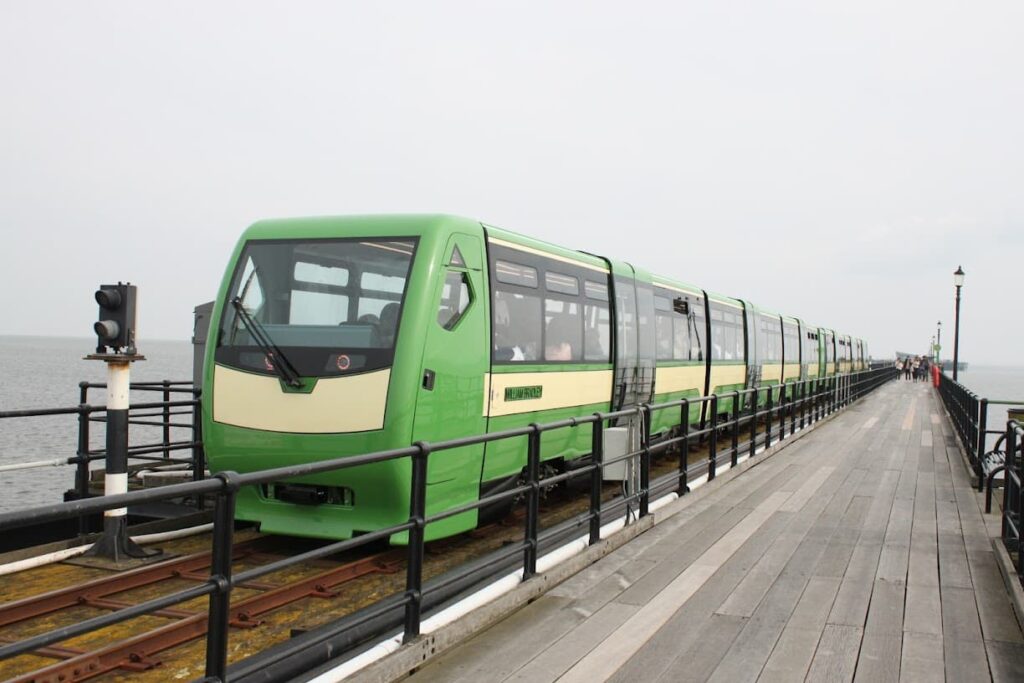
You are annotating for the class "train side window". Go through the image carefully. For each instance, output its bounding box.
[544,299,583,361]
[655,296,673,361]
[584,303,610,362]
[493,290,542,361]
[585,280,609,301]
[546,271,580,296]
[495,260,538,288]
[783,322,799,363]
[672,316,691,360]
[437,271,471,331]
[710,304,743,361]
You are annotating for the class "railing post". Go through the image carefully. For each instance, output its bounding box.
[523,425,541,580]
[640,405,651,517]
[589,415,604,545]
[977,399,988,491]
[799,380,807,430]
[678,400,690,495]
[778,386,787,442]
[789,381,796,436]
[765,386,774,449]
[403,441,430,642]
[1003,423,1015,549]
[748,388,758,459]
[731,391,740,466]
[75,382,91,538]
[708,395,718,481]
[162,379,171,460]
[204,472,238,682]
[192,389,206,510]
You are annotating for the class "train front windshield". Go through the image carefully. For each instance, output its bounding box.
[216,238,418,378]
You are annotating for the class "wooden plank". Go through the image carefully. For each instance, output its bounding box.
[901,632,945,682]
[966,550,1024,644]
[986,640,1024,683]
[805,623,862,683]
[854,632,903,682]
[941,585,984,643]
[864,579,905,635]
[647,614,747,683]
[943,637,990,683]
[503,601,638,682]
[904,582,943,636]
[758,627,821,682]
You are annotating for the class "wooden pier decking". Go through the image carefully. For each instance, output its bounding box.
[400,381,1024,682]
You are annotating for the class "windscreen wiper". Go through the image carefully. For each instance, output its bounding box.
[230,297,303,388]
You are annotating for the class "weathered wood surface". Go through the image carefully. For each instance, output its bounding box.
[408,381,1024,682]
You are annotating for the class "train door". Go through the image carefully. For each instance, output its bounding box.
[411,233,489,539]
[610,263,655,413]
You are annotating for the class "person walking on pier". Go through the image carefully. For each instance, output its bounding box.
[895,358,904,379]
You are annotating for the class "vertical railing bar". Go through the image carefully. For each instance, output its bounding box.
[731,391,740,467]
[523,426,541,580]
[204,474,237,682]
[589,415,604,545]
[162,379,171,460]
[748,387,758,459]
[640,405,651,518]
[403,441,429,642]
[708,395,718,481]
[678,399,690,495]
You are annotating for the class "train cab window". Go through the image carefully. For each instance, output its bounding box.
[544,299,583,361]
[218,238,417,377]
[495,260,538,287]
[493,290,542,361]
[437,271,471,331]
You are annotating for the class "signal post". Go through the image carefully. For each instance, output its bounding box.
[80,282,161,564]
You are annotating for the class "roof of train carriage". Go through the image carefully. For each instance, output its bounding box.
[651,274,703,297]
[240,213,484,240]
[483,223,609,273]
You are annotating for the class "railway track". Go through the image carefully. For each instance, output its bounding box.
[0,537,403,683]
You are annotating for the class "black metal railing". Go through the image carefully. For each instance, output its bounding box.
[1002,420,1023,580]
[0,380,204,531]
[936,372,1024,492]
[0,367,895,682]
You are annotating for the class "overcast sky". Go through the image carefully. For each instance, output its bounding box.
[1,1,1020,363]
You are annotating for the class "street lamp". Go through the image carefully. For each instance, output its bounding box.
[936,321,942,368]
[953,266,965,381]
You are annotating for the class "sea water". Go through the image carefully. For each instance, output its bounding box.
[0,336,192,512]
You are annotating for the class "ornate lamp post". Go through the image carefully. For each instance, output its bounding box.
[953,266,965,381]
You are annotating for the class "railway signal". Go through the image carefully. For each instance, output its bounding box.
[94,282,137,354]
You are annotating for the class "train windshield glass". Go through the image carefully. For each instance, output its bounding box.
[216,238,417,377]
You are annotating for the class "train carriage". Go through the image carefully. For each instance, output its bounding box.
[203,214,869,542]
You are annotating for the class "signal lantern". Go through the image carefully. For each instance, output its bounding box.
[94,283,138,354]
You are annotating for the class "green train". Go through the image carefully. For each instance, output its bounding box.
[202,215,869,541]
